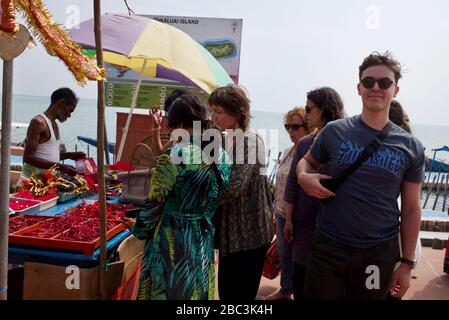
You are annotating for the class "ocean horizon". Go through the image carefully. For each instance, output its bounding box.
[6,94,449,164]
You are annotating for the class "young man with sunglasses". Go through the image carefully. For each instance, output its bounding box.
[296,52,424,299]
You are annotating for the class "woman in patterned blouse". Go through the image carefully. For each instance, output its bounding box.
[265,107,310,300]
[209,86,274,300]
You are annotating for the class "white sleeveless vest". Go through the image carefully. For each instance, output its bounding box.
[32,113,61,163]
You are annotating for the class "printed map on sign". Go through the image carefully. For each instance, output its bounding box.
[105,15,243,109]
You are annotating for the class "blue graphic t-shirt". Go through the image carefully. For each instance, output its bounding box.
[310,115,425,248]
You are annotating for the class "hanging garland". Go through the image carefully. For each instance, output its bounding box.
[0,0,18,35]
[0,0,104,86]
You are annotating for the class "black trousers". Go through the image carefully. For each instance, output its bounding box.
[292,263,307,301]
[218,244,270,300]
[303,231,400,300]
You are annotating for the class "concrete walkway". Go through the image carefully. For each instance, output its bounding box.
[215,246,449,300]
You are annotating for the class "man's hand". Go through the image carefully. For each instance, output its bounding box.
[389,264,412,298]
[284,219,294,244]
[297,172,336,199]
[59,164,77,176]
[67,151,87,160]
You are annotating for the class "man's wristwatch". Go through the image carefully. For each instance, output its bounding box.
[400,257,416,269]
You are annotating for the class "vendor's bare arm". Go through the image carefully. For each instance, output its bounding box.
[24,118,77,175]
[60,151,86,160]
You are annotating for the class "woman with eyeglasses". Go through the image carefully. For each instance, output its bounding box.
[209,85,274,300]
[265,107,310,300]
[283,87,345,300]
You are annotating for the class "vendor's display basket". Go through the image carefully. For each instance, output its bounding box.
[8,215,125,255]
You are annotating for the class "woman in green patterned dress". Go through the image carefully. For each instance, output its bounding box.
[121,94,231,300]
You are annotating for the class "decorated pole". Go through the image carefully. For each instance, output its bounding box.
[0,59,13,301]
[93,0,108,299]
[0,24,31,301]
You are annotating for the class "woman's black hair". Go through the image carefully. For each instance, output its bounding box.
[306,87,345,124]
[167,94,223,154]
[389,100,411,133]
[164,88,189,113]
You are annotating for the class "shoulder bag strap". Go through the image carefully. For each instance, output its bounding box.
[327,123,391,191]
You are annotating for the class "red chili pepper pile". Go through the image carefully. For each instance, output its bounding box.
[10,201,131,243]
[20,215,85,239]
[66,200,135,219]
[56,219,119,242]
[9,199,39,211]
[8,216,50,233]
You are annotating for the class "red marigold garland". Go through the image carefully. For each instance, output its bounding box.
[0,0,18,35]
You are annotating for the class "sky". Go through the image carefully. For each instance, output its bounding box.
[3,0,449,126]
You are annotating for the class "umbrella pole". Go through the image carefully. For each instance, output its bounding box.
[93,0,108,300]
[0,59,13,300]
[116,59,148,162]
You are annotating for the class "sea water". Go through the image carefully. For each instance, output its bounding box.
[7,94,449,165]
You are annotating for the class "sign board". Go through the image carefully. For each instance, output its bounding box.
[147,15,242,84]
[105,15,242,108]
[105,81,208,110]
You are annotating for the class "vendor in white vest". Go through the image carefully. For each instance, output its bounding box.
[22,88,86,179]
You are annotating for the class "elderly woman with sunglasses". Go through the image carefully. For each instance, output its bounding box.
[265,107,310,300]
[283,87,345,300]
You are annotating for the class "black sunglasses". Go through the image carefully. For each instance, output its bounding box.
[284,123,306,131]
[305,105,316,113]
[360,77,395,90]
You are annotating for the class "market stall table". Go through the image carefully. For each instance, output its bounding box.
[9,194,131,265]
[7,194,137,299]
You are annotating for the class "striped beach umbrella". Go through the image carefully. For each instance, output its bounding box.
[69,13,235,160]
[69,13,234,94]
